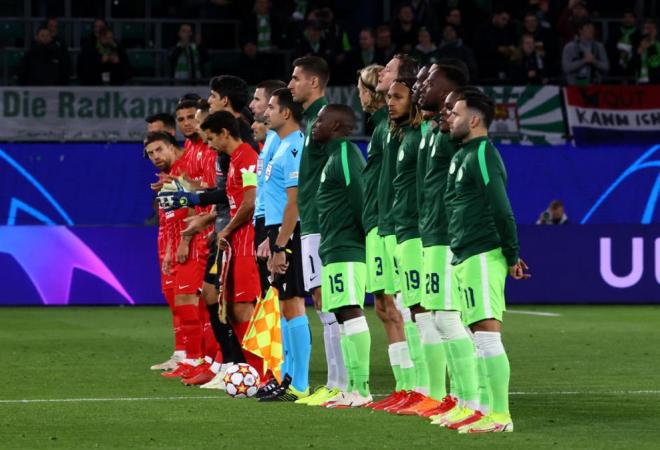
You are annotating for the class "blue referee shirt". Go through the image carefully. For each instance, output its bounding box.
[263,130,304,226]
[255,129,281,219]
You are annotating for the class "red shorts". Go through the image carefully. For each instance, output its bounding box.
[173,257,205,295]
[161,272,175,293]
[225,255,261,303]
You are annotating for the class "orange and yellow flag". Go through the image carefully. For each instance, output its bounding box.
[241,286,283,383]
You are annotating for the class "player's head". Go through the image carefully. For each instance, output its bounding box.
[377,53,418,94]
[145,113,176,137]
[448,86,494,141]
[265,87,303,133]
[195,99,211,143]
[208,75,249,114]
[421,58,469,112]
[200,111,242,153]
[312,104,356,143]
[251,115,268,143]
[288,56,329,104]
[357,64,385,114]
[411,65,430,105]
[387,77,421,127]
[250,79,287,118]
[144,131,179,170]
[440,87,476,134]
[175,99,199,140]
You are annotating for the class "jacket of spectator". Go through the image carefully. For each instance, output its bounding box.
[240,0,285,51]
[438,24,478,80]
[17,28,70,85]
[606,11,641,78]
[634,19,660,84]
[509,34,547,84]
[391,4,419,53]
[474,10,517,80]
[169,24,207,80]
[562,22,609,84]
[78,28,131,85]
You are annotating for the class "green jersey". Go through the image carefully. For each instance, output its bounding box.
[420,131,459,247]
[445,136,519,267]
[376,125,404,237]
[298,96,329,236]
[415,120,437,217]
[392,125,422,243]
[361,107,389,233]
[317,138,366,265]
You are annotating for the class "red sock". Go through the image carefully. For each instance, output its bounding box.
[214,349,224,365]
[165,291,185,351]
[233,320,264,379]
[176,303,202,360]
[198,300,219,358]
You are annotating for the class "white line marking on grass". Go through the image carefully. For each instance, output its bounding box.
[0,395,223,404]
[506,310,561,317]
[510,390,660,396]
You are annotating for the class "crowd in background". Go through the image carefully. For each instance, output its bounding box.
[9,0,660,86]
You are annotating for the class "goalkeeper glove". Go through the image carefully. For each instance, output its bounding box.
[157,178,201,211]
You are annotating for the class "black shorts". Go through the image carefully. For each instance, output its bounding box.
[254,216,270,297]
[204,233,222,286]
[266,222,306,300]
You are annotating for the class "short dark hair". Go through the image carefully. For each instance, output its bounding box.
[255,79,287,98]
[454,86,495,128]
[179,93,201,102]
[175,99,198,112]
[292,56,330,88]
[209,75,249,112]
[145,113,176,129]
[643,18,657,27]
[393,54,419,79]
[577,19,594,31]
[436,58,470,86]
[200,111,240,138]
[144,131,177,148]
[393,76,416,91]
[270,88,303,123]
[360,27,375,37]
[196,98,210,113]
[376,24,391,34]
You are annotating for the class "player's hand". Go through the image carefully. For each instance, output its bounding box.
[271,250,289,278]
[150,180,164,191]
[162,253,172,276]
[257,237,270,260]
[216,230,230,250]
[311,288,322,311]
[509,258,531,280]
[182,214,208,236]
[176,240,190,264]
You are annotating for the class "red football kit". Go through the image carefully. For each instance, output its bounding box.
[225,143,261,303]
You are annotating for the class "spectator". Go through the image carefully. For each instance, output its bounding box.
[78,27,131,85]
[81,18,108,51]
[537,200,568,225]
[557,0,590,46]
[521,10,558,75]
[607,9,641,79]
[635,19,660,84]
[241,0,285,51]
[411,27,440,66]
[408,0,440,37]
[562,20,609,85]
[169,23,206,81]
[293,20,332,61]
[444,7,466,42]
[375,25,397,63]
[345,27,380,73]
[17,26,70,85]
[391,4,418,53]
[46,17,66,50]
[438,24,478,80]
[509,33,547,84]
[474,9,517,80]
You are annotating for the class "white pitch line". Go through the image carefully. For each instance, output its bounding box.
[506,310,561,317]
[2,390,660,404]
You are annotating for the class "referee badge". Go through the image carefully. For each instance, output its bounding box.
[265,163,272,181]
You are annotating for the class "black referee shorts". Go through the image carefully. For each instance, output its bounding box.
[254,215,270,298]
[266,222,306,300]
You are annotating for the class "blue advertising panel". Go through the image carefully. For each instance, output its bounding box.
[0,225,657,306]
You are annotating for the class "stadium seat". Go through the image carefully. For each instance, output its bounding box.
[208,50,241,75]
[119,22,147,48]
[2,48,25,80]
[0,21,25,47]
[127,50,157,77]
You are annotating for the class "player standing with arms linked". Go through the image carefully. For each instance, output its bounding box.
[312,105,373,408]
[438,87,529,433]
[288,56,348,406]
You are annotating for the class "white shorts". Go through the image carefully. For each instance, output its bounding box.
[301,233,322,292]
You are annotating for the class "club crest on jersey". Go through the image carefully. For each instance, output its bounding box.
[457,167,464,181]
[197,151,202,160]
[386,132,391,144]
[321,170,326,183]
[398,149,404,161]
[305,136,310,146]
[256,159,263,176]
[420,137,426,148]
[449,161,456,174]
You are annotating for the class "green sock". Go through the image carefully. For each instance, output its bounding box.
[444,341,461,399]
[339,326,354,393]
[422,341,447,401]
[476,351,490,413]
[404,320,429,392]
[484,353,510,414]
[447,337,479,406]
[345,317,371,397]
[396,341,415,391]
[388,344,404,392]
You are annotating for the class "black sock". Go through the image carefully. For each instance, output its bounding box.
[206,303,245,363]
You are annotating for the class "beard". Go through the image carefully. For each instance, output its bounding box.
[449,121,470,141]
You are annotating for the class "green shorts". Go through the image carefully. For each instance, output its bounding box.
[365,227,386,294]
[421,245,460,311]
[394,238,423,308]
[452,247,508,326]
[321,261,366,312]
[382,234,400,295]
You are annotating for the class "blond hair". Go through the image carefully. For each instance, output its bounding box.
[357,64,385,113]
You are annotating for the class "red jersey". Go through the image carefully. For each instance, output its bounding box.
[226,143,258,256]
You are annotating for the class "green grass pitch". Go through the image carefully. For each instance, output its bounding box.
[1,305,660,449]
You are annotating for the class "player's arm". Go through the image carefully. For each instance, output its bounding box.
[217,190,256,247]
[478,146,519,267]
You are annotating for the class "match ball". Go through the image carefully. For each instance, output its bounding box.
[223,363,260,398]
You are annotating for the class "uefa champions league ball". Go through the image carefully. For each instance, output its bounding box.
[223,363,260,398]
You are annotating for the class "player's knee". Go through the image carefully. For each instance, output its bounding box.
[334,305,363,324]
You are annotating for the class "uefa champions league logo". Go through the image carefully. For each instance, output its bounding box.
[0,149,133,305]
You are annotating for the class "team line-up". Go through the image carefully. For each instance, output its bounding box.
[143,53,530,434]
